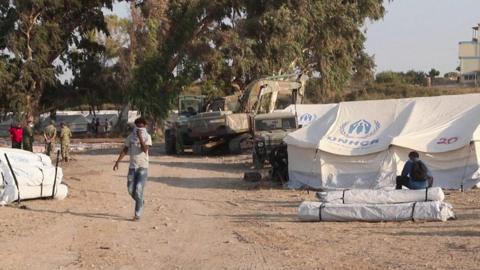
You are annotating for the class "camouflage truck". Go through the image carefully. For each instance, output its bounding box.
[251,112,298,169]
[183,74,306,155]
[164,95,205,154]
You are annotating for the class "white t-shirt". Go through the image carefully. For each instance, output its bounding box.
[125,133,153,169]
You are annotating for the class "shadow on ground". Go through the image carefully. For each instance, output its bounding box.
[149,176,252,190]
[15,206,131,222]
[388,230,480,237]
[150,160,250,173]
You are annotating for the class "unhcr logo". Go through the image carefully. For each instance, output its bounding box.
[340,119,381,139]
[299,113,317,123]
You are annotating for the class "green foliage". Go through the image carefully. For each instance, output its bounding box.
[375,70,426,85]
[0,0,115,114]
[428,68,440,78]
[444,72,459,80]
[131,0,387,119]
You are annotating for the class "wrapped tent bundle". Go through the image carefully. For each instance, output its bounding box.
[299,188,454,222]
[0,148,68,205]
[298,201,455,222]
[316,187,445,204]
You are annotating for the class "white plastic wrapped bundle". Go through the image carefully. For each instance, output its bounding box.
[0,184,68,205]
[0,148,67,204]
[298,201,455,222]
[0,161,63,187]
[316,187,445,204]
[0,148,52,167]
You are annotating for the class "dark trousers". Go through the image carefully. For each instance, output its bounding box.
[396,175,432,190]
[396,176,409,190]
[12,141,21,149]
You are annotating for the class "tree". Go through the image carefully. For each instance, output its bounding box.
[428,68,440,79]
[131,0,387,119]
[0,0,117,115]
[375,70,426,85]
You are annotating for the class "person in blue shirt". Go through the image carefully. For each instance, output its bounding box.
[396,151,433,189]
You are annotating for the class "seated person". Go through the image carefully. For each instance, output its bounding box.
[186,106,197,116]
[396,151,433,190]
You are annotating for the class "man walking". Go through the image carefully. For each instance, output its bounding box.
[8,122,23,149]
[23,117,35,152]
[113,118,152,221]
[44,120,57,156]
[60,122,72,162]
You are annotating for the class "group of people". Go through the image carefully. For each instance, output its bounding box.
[8,119,72,162]
[8,117,35,151]
[43,120,72,162]
[89,117,111,134]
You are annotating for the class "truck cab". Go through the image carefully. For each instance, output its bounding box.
[252,112,298,169]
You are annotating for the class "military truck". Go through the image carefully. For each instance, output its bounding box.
[184,74,306,155]
[251,112,298,169]
[164,95,205,154]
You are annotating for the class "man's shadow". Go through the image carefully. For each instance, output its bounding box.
[9,205,131,221]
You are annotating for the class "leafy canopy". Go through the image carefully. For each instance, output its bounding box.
[130,0,387,119]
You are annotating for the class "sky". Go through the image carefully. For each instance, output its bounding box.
[106,0,480,75]
[364,0,480,75]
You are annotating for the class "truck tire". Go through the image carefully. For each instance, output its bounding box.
[164,131,176,155]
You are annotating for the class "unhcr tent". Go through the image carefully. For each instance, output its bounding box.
[283,104,337,127]
[284,94,480,190]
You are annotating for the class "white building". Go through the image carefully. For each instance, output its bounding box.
[459,24,480,84]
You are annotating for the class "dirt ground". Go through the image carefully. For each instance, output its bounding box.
[1,144,480,270]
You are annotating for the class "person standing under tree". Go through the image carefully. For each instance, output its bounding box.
[44,120,57,156]
[113,118,152,221]
[104,118,110,134]
[95,118,100,134]
[22,117,35,152]
[60,122,72,162]
[8,122,23,149]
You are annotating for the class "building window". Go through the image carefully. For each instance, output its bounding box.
[463,74,477,81]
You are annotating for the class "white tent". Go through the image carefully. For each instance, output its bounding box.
[283,104,338,127]
[285,94,480,190]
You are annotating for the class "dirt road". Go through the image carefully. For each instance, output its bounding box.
[1,145,480,270]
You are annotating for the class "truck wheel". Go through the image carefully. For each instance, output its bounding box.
[165,132,176,155]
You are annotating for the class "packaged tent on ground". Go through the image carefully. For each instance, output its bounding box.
[0,148,68,205]
[284,94,480,190]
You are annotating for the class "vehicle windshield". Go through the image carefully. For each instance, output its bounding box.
[255,117,296,131]
[179,98,203,116]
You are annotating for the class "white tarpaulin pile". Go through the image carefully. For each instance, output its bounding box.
[316,187,445,204]
[0,148,68,205]
[299,188,454,222]
[298,200,455,222]
[285,94,480,190]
